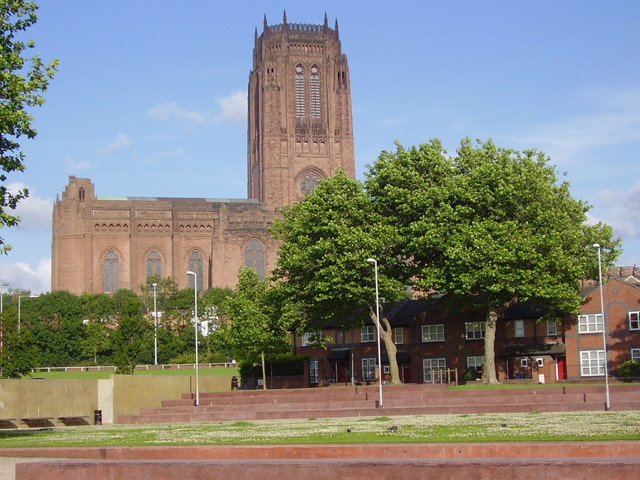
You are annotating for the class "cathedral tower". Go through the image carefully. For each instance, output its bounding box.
[248,13,356,208]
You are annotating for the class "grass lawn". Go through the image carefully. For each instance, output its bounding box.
[0,411,639,447]
[30,367,239,380]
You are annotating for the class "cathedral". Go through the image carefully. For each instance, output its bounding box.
[51,14,355,295]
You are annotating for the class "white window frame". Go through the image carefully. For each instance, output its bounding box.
[422,324,445,342]
[629,312,640,331]
[465,322,485,340]
[362,357,377,382]
[301,330,321,347]
[547,319,558,336]
[394,327,404,345]
[631,348,640,362]
[361,326,376,343]
[578,314,603,334]
[580,350,605,376]
[423,358,446,383]
[520,358,529,368]
[309,360,319,384]
[467,356,484,373]
[514,319,525,338]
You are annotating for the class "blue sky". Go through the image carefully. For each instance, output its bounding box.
[2,1,639,294]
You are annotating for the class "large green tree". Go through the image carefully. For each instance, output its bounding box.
[1,1,57,252]
[113,298,151,374]
[222,268,291,389]
[271,171,406,384]
[366,139,621,383]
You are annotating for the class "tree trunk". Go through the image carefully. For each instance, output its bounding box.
[370,307,401,385]
[482,307,500,385]
[261,350,267,390]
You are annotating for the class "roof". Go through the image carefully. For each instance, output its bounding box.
[500,343,566,357]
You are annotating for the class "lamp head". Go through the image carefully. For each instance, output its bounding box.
[367,258,375,263]
[593,243,601,249]
[186,271,196,276]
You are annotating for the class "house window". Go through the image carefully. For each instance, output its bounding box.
[244,239,266,280]
[394,327,404,345]
[310,360,319,384]
[578,314,603,334]
[146,250,162,278]
[361,326,375,343]
[629,312,640,331]
[547,319,558,336]
[103,250,120,293]
[515,319,525,338]
[631,348,640,362]
[362,358,376,382]
[521,358,529,368]
[465,322,485,340]
[580,350,605,376]
[467,356,484,373]
[301,331,321,347]
[422,324,444,342]
[187,251,204,291]
[423,358,446,383]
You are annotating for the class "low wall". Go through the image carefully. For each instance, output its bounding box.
[0,375,230,426]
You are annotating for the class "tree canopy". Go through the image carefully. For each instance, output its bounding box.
[366,139,621,383]
[222,268,291,388]
[271,170,407,384]
[0,1,58,252]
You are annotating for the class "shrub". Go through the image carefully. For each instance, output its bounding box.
[462,367,479,381]
[617,360,640,378]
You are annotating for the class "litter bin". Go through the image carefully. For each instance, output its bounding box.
[94,410,102,425]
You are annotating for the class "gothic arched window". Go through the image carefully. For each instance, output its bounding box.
[104,250,120,293]
[310,65,320,119]
[78,187,85,203]
[187,251,204,291]
[146,250,162,278]
[244,239,266,280]
[295,65,305,119]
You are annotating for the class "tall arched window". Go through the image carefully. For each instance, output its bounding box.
[78,187,85,202]
[146,250,162,278]
[187,251,204,291]
[310,65,320,119]
[104,250,120,293]
[244,239,266,280]
[295,65,305,119]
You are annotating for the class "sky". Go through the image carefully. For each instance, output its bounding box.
[1,0,639,294]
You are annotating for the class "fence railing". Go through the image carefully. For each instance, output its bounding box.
[32,362,235,373]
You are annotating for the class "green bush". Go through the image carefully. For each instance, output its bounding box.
[618,360,640,378]
[462,367,480,381]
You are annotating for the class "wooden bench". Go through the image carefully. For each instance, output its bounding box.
[0,418,17,428]
[20,417,54,427]
[57,416,90,425]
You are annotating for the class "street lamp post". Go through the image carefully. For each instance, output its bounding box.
[152,283,158,366]
[367,258,383,408]
[594,243,611,411]
[186,271,200,406]
[0,283,8,351]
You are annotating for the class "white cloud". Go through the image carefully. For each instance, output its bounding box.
[215,90,247,124]
[64,157,96,171]
[146,102,210,126]
[100,133,132,156]
[8,183,52,230]
[594,180,640,240]
[0,258,51,295]
[505,87,640,164]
